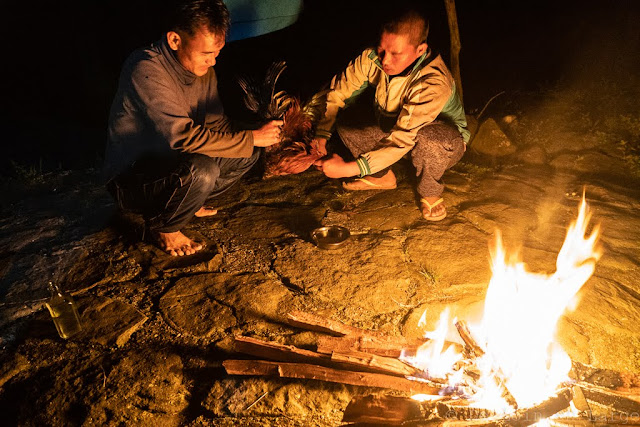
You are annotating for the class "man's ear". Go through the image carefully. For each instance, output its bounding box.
[417,42,427,56]
[167,31,182,51]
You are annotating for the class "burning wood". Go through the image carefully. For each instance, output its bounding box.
[316,334,461,358]
[342,394,423,425]
[454,319,519,410]
[223,310,640,426]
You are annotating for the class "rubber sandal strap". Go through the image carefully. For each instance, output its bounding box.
[420,198,444,210]
[355,177,381,187]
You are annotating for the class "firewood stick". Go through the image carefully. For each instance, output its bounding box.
[506,387,573,426]
[223,359,442,395]
[576,381,640,413]
[316,334,461,358]
[455,320,485,358]
[330,350,419,377]
[233,335,417,377]
[434,388,572,426]
[234,335,332,364]
[454,320,519,410]
[550,418,640,426]
[341,394,423,424]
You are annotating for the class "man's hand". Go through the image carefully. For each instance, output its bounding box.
[252,120,283,147]
[313,154,359,178]
[310,138,328,157]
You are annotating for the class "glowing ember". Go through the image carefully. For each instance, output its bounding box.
[406,195,602,415]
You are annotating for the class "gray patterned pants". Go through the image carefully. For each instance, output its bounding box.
[336,106,465,198]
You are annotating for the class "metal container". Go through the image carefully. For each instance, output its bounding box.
[311,226,350,250]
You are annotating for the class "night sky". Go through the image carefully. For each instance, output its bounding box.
[1,0,638,174]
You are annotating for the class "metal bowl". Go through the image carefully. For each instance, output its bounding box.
[311,226,350,250]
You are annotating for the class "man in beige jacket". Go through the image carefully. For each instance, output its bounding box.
[312,8,469,221]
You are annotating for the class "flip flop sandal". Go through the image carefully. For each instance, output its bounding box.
[342,177,397,191]
[420,197,447,221]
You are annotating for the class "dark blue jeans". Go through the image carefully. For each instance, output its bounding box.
[107,151,259,233]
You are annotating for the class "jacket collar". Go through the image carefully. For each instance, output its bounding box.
[159,36,198,86]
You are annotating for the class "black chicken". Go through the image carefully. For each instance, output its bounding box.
[237,61,328,177]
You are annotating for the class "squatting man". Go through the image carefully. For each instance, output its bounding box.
[312,8,470,221]
[104,0,282,256]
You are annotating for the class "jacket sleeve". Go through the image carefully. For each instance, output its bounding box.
[362,74,453,174]
[128,60,254,158]
[315,50,374,139]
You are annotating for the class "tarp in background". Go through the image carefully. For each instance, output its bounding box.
[224,0,303,42]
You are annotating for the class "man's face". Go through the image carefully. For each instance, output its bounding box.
[171,29,225,77]
[377,32,426,76]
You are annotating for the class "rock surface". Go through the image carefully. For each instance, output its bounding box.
[1,88,639,425]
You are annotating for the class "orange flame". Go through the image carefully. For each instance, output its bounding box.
[409,195,602,413]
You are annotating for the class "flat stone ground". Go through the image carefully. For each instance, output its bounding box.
[1,87,639,426]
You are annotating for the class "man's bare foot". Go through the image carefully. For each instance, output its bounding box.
[195,206,218,217]
[154,230,203,256]
[420,196,447,221]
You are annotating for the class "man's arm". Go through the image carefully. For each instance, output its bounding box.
[129,60,257,158]
[313,49,375,142]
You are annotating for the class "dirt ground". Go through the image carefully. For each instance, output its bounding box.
[1,84,639,426]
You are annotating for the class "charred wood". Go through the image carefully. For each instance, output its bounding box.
[341,394,424,425]
[577,381,640,415]
[454,320,518,410]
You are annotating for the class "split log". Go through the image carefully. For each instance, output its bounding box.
[316,333,462,358]
[455,320,485,358]
[223,359,442,395]
[330,350,418,377]
[434,387,572,426]
[550,418,640,426]
[233,335,417,377]
[576,381,640,415]
[571,360,640,390]
[234,335,332,364]
[455,320,518,410]
[316,335,427,358]
[437,399,498,420]
[341,394,423,425]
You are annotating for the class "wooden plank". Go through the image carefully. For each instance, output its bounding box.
[577,381,640,414]
[234,335,331,364]
[223,359,442,395]
[330,350,418,377]
[316,334,460,358]
[234,335,416,377]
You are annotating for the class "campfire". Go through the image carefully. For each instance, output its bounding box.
[224,196,640,425]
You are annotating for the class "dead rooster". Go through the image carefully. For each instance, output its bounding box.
[237,61,328,177]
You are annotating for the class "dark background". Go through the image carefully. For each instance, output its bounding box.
[1,0,638,175]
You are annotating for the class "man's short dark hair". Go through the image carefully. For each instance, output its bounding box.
[169,0,230,39]
[381,8,429,47]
